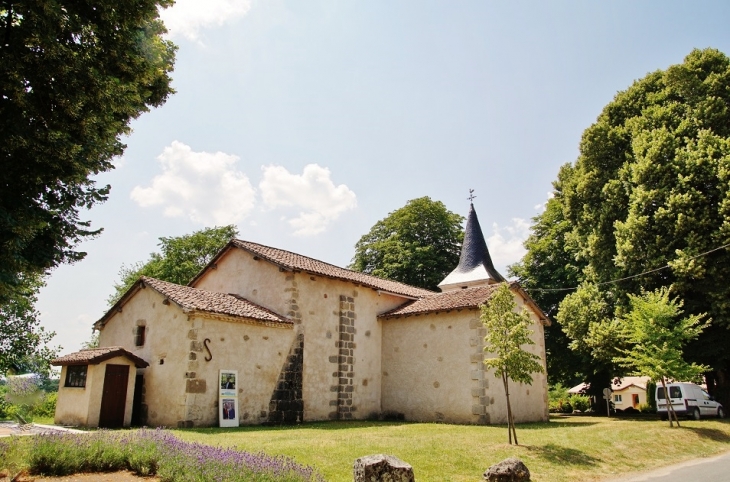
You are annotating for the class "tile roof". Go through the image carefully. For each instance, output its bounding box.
[379,284,501,318]
[207,239,434,299]
[140,277,291,324]
[52,346,149,368]
[95,277,292,329]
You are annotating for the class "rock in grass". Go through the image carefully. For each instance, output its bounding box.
[354,454,415,481]
[484,457,531,482]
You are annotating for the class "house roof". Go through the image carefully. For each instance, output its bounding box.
[190,239,434,299]
[438,203,505,290]
[95,276,292,329]
[52,346,149,368]
[568,376,651,395]
[379,284,500,318]
[379,282,549,324]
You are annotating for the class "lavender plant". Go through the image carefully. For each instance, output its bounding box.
[17,428,323,482]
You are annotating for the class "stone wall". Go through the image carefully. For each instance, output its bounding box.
[267,333,304,424]
[329,295,357,420]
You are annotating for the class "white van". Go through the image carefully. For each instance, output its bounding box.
[656,382,725,420]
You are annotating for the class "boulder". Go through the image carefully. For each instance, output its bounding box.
[353,454,415,482]
[483,457,531,482]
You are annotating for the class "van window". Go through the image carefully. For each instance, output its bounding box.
[657,386,682,399]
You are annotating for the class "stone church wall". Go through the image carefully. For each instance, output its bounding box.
[192,248,407,422]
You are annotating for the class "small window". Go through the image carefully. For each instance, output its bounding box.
[134,326,146,347]
[65,365,88,388]
[614,394,622,403]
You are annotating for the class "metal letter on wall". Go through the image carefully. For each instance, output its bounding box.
[219,369,239,428]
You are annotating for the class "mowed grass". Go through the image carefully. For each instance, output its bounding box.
[171,415,730,482]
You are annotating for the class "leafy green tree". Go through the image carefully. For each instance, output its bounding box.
[0,276,58,376]
[349,197,464,290]
[481,283,545,445]
[515,48,730,408]
[0,0,176,305]
[108,225,239,305]
[556,283,625,407]
[614,288,708,427]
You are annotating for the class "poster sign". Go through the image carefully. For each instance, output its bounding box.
[219,369,239,427]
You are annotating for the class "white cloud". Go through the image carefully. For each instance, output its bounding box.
[487,218,531,271]
[159,0,252,42]
[131,141,255,225]
[534,191,555,212]
[259,164,357,236]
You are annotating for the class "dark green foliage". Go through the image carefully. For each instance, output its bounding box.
[513,48,730,407]
[0,276,57,376]
[109,225,239,305]
[0,0,176,304]
[350,197,464,290]
[646,380,657,412]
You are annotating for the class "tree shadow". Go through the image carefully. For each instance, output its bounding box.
[523,443,601,467]
[518,419,600,429]
[683,426,730,442]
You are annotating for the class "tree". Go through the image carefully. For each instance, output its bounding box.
[556,283,626,407]
[514,48,730,408]
[349,197,464,290]
[0,0,176,305]
[481,283,545,445]
[0,275,58,376]
[614,288,708,427]
[108,225,239,305]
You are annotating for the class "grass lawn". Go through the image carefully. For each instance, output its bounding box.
[169,415,730,482]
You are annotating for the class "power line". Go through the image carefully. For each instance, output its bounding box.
[524,242,730,293]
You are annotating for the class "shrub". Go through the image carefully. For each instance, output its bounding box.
[638,403,654,413]
[31,392,57,418]
[548,398,573,413]
[569,395,591,412]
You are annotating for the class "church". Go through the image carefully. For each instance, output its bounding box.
[52,204,549,428]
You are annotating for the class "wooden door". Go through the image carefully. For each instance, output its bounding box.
[99,364,130,428]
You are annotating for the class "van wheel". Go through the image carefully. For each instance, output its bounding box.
[719,407,726,419]
[692,408,701,420]
[659,413,668,421]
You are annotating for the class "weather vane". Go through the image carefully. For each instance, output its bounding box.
[468,189,476,202]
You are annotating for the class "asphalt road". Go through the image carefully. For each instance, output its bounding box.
[608,451,730,482]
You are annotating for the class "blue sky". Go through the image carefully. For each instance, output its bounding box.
[37,1,730,354]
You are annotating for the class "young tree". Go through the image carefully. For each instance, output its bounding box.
[614,287,708,427]
[481,283,545,445]
[350,197,464,290]
[0,1,176,304]
[108,225,239,305]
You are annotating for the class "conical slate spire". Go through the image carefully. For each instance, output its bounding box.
[438,203,505,292]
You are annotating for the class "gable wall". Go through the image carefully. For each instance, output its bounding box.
[98,287,191,426]
[193,248,409,421]
[98,285,296,427]
[382,290,548,424]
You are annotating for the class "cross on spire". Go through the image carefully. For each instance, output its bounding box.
[468,189,476,203]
